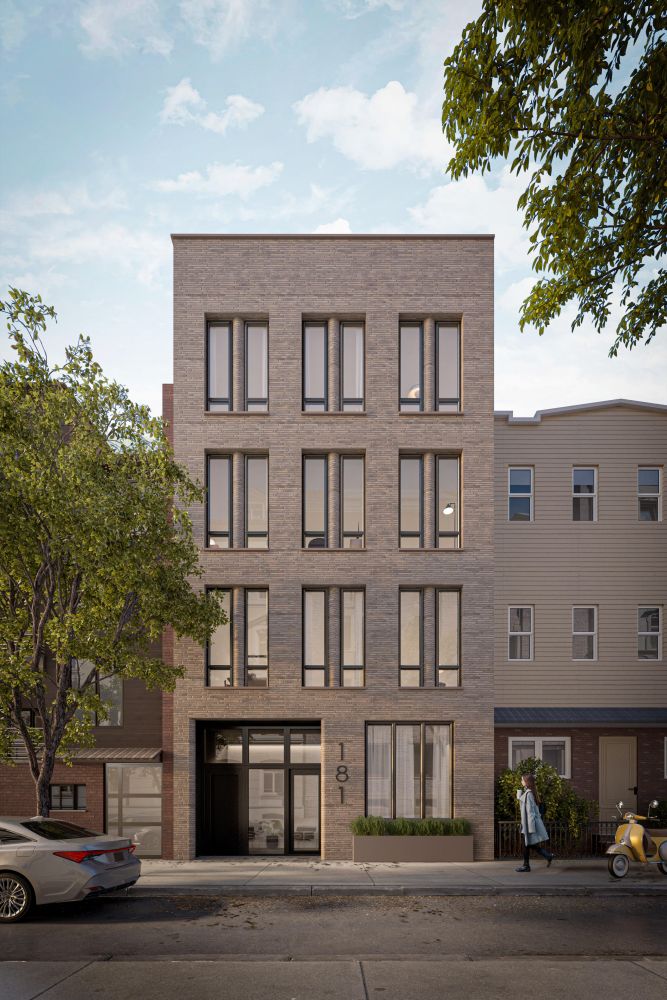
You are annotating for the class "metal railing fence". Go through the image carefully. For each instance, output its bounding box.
[495,820,619,859]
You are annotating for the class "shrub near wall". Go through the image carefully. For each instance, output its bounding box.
[350,816,474,862]
[350,816,471,836]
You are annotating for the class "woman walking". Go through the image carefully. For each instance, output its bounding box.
[515,773,555,872]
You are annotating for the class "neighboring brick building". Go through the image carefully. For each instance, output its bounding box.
[165,233,496,860]
[494,400,667,817]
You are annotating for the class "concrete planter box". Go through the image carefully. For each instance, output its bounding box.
[352,835,474,863]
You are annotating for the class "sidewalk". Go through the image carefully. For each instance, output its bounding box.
[128,857,667,897]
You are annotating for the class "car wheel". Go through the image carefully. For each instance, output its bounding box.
[0,873,34,923]
[608,855,629,879]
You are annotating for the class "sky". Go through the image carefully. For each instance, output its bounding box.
[1,0,665,418]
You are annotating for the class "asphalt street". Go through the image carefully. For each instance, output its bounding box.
[2,895,667,999]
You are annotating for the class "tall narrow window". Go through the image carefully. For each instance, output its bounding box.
[366,724,452,819]
[303,322,327,411]
[508,606,533,660]
[246,590,268,686]
[638,467,661,521]
[303,456,327,548]
[400,590,422,686]
[208,589,232,686]
[245,323,268,411]
[572,606,597,660]
[436,323,460,412]
[245,456,268,548]
[366,724,392,818]
[437,590,460,686]
[437,457,460,548]
[400,457,422,548]
[208,456,232,548]
[207,322,231,411]
[341,589,364,687]
[573,468,597,521]
[638,606,661,659]
[72,660,122,726]
[341,323,364,411]
[508,467,533,521]
[341,455,364,547]
[399,323,422,411]
[303,590,327,687]
[395,724,421,818]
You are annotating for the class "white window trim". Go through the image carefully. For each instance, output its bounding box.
[507,466,533,522]
[572,466,597,522]
[638,466,662,522]
[508,736,571,779]
[508,605,534,661]
[637,605,663,661]
[572,605,598,661]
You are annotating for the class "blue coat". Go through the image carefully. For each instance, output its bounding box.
[518,789,549,845]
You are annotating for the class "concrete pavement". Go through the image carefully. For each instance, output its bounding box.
[129,856,667,896]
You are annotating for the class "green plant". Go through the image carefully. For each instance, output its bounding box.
[496,757,595,837]
[350,816,471,837]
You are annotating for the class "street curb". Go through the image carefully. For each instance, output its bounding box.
[111,884,667,900]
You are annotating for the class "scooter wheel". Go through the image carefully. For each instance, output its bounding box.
[608,855,629,879]
[658,863,667,876]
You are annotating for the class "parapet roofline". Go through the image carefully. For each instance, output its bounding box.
[495,398,667,424]
[171,233,495,241]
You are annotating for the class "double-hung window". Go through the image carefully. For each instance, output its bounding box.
[246,590,269,686]
[638,606,662,659]
[207,322,232,411]
[399,323,423,411]
[341,323,364,411]
[638,467,661,521]
[399,590,422,686]
[207,589,232,687]
[245,456,268,548]
[436,322,460,412]
[508,607,533,660]
[303,322,328,411]
[245,323,268,411]
[366,723,452,818]
[509,737,571,778]
[572,606,597,660]
[572,468,596,521]
[208,456,232,548]
[437,590,460,686]
[303,590,327,687]
[508,467,533,521]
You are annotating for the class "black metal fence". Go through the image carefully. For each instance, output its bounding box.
[495,820,618,859]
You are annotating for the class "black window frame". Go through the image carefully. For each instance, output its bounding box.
[71,660,123,727]
[302,321,328,412]
[302,588,328,688]
[245,321,269,412]
[207,454,233,548]
[245,454,269,548]
[341,453,365,548]
[206,321,233,412]
[399,321,424,412]
[245,588,269,687]
[207,587,233,687]
[436,454,461,548]
[340,321,365,412]
[49,784,87,811]
[302,454,328,548]
[399,455,424,548]
[436,589,461,687]
[365,721,453,819]
[399,588,423,687]
[435,321,461,412]
[340,588,365,687]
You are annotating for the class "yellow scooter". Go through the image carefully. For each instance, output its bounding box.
[606,798,667,878]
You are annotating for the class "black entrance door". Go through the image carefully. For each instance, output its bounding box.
[208,770,243,855]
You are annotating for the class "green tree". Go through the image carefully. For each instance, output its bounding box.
[496,757,595,836]
[442,2,666,355]
[0,289,225,816]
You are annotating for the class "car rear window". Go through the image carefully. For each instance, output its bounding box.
[21,820,99,840]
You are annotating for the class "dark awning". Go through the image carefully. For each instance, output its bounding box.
[495,707,667,726]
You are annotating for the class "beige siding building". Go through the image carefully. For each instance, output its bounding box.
[166,234,496,860]
[494,400,667,817]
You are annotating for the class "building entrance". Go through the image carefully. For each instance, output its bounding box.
[198,723,321,856]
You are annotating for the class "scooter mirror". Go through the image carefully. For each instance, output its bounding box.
[617,801,624,810]
[650,799,659,808]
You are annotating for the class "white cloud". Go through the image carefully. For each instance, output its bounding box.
[314,218,352,234]
[160,78,264,135]
[293,80,449,172]
[178,0,290,60]
[153,160,283,198]
[79,0,172,57]
[408,166,529,269]
[4,184,127,220]
[333,0,404,17]
[29,224,170,286]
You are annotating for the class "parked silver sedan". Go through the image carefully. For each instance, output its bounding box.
[0,817,140,922]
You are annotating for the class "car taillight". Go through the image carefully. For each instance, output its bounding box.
[53,849,112,864]
[128,844,136,854]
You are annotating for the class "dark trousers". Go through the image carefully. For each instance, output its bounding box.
[523,838,552,866]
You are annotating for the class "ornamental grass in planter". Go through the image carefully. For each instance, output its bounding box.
[350,816,474,862]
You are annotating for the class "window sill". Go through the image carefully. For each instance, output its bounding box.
[204,411,271,417]
[301,547,367,552]
[204,547,272,552]
[301,411,367,416]
[399,411,464,417]
[50,809,87,813]
[399,547,464,552]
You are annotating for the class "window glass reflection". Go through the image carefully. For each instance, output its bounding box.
[342,456,364,547]
[246,590,268,685]
[208,323,231,411]
[246,323,268,411]
[208,456,231,547]
[304,457,327,547]
[342,324,364,411]
[400,457,422,547]
[304,323,327,410]
[437,323,460,412]
[400,324,422,411]
[438,457,460,548]
[246,457,268,548]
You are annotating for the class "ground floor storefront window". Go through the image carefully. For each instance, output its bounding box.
[366,723,452,819]
[106,763,162,857]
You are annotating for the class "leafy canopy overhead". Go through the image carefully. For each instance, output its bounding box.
[0,289,225,813]
[442,1,666,355]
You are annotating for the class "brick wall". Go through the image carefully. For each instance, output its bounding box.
[0,762,105,832]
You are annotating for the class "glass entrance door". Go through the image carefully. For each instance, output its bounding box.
[291,771,320,853]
